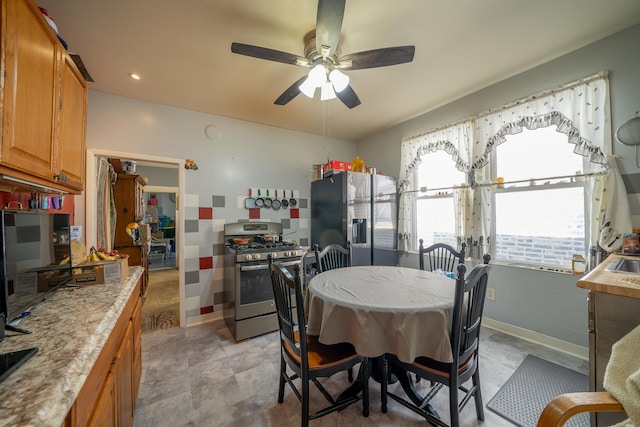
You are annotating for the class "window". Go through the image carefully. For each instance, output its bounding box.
[414,150,466,249]
[399,75,610,271]
[492,127,587,268]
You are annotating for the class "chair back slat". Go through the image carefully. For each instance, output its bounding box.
[314,243,351,273]
[450,258,491,370]
[419,240,466,274]
[269,259,307,362]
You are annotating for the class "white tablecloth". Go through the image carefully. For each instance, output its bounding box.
[305,265,456,363]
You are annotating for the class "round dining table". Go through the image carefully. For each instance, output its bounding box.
[305,265,457,364]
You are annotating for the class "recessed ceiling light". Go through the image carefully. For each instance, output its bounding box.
[129,73,141,80]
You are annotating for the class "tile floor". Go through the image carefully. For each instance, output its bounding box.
[133,319,588,427]
[148,252,177,271]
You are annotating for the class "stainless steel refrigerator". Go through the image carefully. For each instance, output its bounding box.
[311,171,398,266]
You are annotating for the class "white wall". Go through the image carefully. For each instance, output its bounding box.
[357,24,640,352]
[85,92,356,324]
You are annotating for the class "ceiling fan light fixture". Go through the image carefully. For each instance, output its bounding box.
[299,77,317,98]
[300,64,328,98]
[328,69,349,92]
[321,81,336,100]
[308,64,326,85]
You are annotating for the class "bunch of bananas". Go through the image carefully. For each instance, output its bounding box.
[87,247,120,262]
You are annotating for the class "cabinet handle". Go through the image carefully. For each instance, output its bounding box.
[54,173,67,182]
[587,292,595,333]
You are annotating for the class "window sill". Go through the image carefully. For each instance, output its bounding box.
[490,259,580,276]
[402,250,583,276]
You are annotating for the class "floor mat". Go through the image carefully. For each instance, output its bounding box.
[487,354,589,427]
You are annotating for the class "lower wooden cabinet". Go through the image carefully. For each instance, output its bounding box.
[115,322,134,427]
[588,291,640,426]
[66,278,142,427]
[115,244,149,298]
[89,371,115,427]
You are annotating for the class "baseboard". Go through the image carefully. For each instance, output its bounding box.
[186,311,223,327]
[482,317,589,361]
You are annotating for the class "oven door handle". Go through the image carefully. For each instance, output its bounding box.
[240,260,300,272]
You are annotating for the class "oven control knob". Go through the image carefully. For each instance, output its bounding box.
[271,252,278,259]
[244,254,253,261]
[253,253,262,260]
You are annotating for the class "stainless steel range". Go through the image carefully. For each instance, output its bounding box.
[223,222,303,341]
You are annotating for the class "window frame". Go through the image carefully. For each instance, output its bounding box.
[487,129,591,269]
[411,149,467,252]
[413,192,458,251]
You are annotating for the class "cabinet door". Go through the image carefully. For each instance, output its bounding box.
[115,322,134,427]
[132,297,142,401]
[135,181,145,221]
[56,53,87,191]
[590,292,640,426]
[87,370,116,427]
[1,0,58,179]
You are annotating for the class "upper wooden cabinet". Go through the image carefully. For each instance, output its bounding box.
[0,0,87,194]
[56,53,88,191]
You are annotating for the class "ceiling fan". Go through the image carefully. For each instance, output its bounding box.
[230,0,415,109]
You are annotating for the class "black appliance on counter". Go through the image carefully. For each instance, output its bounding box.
[311,171,398,266]
[223,222,302,341]
[0,210,72,335]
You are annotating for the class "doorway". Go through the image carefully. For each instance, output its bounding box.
[85,149,185,329]
[145,185,178,271]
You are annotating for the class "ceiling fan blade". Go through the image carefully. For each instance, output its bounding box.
[335,85,361,109]
[316,0,345,57]
[274,75,308,105]
[340,46,415,70]
[231,42,309,66]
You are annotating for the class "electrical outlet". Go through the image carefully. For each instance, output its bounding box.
[486,287,496,301]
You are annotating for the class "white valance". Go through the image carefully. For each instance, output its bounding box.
[470,72,610,186]
[398,122,473,192]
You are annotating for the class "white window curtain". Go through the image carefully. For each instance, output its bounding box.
[469,72,631,252]
[398,71,631,256]
[470,72,610,186]
[398,122,472,251]
[588,155,633,250]
[96,158,117,251]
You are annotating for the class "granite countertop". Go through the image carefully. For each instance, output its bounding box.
[0,267,143,427]
[578,254,640,299]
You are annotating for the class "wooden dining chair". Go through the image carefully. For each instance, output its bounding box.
[313,242,356,381]
[536,391,624,426]
[313,243,351,273]
[418,239,466,273]
[268,258,369,427]
[381,259,491,427]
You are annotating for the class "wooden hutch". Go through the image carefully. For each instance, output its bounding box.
[113,173,149,296]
